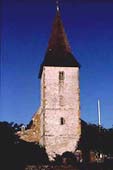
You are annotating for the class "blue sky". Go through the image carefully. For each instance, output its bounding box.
[1,0,113,128]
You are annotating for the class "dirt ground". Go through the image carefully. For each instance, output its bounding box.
[25,165,78,170]
[25,163,113,170]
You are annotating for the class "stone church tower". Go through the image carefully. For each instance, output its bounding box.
[18,5,81,160]
[38,7,81,159]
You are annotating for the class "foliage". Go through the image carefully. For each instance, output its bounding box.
[52,154,63,165]
[1,120,113,168]
[77,120,113,162]
[53,152,77,165]
[62,152,77,165]
[0,121,49,170]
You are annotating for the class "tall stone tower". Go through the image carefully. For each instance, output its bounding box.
[38,6,81,159]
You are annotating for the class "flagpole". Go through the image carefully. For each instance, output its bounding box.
[97,99,103,160]
[98,99,101,126]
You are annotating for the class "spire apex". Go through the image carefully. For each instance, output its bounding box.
[38,2,80,78]
[56,0,60,11]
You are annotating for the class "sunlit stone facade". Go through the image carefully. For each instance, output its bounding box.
[39,66,81,159]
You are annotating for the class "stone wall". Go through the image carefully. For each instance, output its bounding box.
[40,66,81,159]
[17,108,41,143]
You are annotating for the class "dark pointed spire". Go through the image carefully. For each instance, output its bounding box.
[39,4,80,78]
[47,4,71,53]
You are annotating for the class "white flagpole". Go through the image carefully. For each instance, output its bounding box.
[97,99,102,159]
[97,99,101,126]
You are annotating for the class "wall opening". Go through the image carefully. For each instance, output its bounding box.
[60,117,65,125]
[59,71,64,81]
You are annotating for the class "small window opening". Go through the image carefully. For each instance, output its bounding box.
[59,71,64,81]
[60,117,65,125]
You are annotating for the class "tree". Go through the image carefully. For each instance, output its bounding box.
[0,121,49,170]
[77,120,113,162]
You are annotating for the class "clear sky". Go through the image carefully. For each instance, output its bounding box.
[1,0,113,128]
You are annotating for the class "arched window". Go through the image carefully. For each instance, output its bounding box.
[60,117,65,125]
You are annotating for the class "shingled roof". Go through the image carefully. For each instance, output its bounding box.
[39,8,80,78]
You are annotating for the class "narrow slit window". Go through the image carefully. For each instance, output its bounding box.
[59,71,64,81]
[60,117,65,125]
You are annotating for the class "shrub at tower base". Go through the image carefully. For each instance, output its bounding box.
[52,151,77,165]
